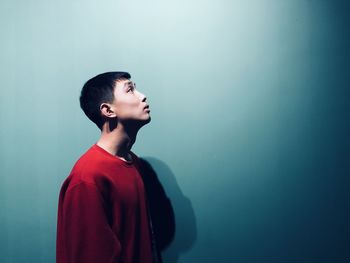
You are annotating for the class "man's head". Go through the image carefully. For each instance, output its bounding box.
[80,72,151,130]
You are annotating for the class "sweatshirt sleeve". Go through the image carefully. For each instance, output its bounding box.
[58,182,121,263]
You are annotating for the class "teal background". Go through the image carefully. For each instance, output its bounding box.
[0,0,349,262]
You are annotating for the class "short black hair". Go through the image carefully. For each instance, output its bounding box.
[79,71,131,129]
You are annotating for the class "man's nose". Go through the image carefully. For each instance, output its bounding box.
[138,91,147,102]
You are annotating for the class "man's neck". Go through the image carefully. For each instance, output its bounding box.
[96,121,139,161]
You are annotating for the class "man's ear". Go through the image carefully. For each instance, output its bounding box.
[100,103,117,118]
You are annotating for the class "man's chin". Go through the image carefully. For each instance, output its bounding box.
[140,116,151,127]
[126,117,151,129]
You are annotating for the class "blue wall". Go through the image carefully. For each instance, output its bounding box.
[0,0,349,262]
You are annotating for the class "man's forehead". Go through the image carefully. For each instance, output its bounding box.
[115,78,133,87]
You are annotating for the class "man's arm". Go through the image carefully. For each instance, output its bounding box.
[57,182,121,263]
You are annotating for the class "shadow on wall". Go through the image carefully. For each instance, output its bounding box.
[138,157,197,263]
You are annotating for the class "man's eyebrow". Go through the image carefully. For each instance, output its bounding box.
[121,81,133,91]
[123,81,133,87]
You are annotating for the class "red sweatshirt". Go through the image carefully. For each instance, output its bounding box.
[56,144,154,263]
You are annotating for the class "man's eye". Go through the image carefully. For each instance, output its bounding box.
[127,87,134,93]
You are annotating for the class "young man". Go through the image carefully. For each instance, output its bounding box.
[56,72,157,263]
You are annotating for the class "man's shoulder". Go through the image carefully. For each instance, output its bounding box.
[62,145,110,188]
[61,145,142,189]
[72,145,101,170]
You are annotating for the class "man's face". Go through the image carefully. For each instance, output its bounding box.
[111,78,151,125]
